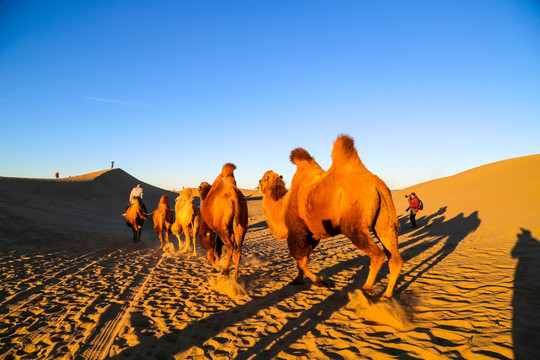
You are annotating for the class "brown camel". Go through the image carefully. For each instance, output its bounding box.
[259,134,403,298]
[125,196,147,242]
[171,188,201,256]
[200,164,248,280]
[152,195,174,250]
[198,182,223,272]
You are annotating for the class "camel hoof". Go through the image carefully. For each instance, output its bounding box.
[362,288,375,298]
[315,277,333,288]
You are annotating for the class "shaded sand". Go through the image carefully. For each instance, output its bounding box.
[0,155,539,359]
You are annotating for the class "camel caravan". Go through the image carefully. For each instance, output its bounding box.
[124,134,404,298]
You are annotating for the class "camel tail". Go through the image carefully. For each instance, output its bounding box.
[375,177,400,233]
[331,134,367,170]
[137,207,148,220]
[290,148,313,165]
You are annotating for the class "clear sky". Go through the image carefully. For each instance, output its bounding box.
[1,0,539,191]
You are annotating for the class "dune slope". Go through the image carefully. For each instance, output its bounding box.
[0,156,538,359]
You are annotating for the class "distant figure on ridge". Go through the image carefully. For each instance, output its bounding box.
[55,171,59,179]
[405,192,422,228]
[111,161,114,169]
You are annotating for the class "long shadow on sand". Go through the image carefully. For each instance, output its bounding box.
[109,211,481,359]
[108,252,370,359]
[511,228,540,360]
[395,210,481,294]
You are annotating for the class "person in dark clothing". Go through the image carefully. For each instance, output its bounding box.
[406,192,420,228]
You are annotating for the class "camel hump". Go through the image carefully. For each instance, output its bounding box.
[221,163,237,177]
[331,134,365,169]
[290,148,313,165]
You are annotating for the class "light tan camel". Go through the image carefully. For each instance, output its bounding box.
[125,196,147,242]
[259,134,403,298]
[200,163,248,280]
[152,195,174,250]
[171,188,201,256]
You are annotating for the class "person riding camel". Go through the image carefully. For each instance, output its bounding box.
[123,184,147,215]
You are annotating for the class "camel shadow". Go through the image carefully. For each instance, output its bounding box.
[107,250,371,359]
[394,211,481,294]
[109,211,481,359]
[511,228,540,360]
[398,206,447,233]
[248,219,268,231]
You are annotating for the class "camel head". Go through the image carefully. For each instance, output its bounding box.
[259,171,288,201]
[159,195,169,205]
[198,182,212,200]
[179,188,194,202]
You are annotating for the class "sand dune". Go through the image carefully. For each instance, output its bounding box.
[0,155,539,359]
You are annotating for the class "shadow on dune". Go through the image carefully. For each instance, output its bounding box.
[107,251,371,359]
[398,206,447,231]
[248,219,268,230]
[511,228,540,360]
[395,210,481,294]
[108,211,484,359]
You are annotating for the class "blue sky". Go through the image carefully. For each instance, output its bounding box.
[1,1,539,191]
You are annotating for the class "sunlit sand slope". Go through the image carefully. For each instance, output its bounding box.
[0,155,538,359]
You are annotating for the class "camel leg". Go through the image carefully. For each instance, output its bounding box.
[191,230,198,257]
[287,234,326,287]
[165,229,171,248]
[174,233,182,252]
[211,235,223,273]
[220,233,234,277]
[350,228,386,295]
[232,226,246,280]
[182,231,191,254]
[373,225,403,299]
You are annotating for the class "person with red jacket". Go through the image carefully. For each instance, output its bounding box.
[406,192,420,228]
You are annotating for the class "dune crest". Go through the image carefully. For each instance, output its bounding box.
[0,154,538,359]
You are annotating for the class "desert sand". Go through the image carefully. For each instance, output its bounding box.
[0,154,539,359]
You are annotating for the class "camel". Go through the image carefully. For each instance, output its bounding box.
[198,182,223,272]
[200,164,248,280]
[125,196,147,242]
[171,188,201,256]
[258,134,403,298]
[152,195,174,250]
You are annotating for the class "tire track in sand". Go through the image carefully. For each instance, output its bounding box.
[76,250,165,360]
[0,246,158,359]
[0,246,127,319]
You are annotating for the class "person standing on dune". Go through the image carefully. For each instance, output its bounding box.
[406,192,421,228]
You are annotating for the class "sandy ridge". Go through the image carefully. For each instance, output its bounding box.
[0,155,539,359]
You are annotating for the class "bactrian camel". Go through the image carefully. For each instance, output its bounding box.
[259,134,403,298]
[200,164,248,280]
